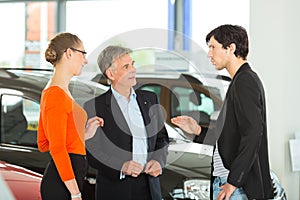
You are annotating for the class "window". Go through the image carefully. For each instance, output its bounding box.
[66,0,169,74]
[191,0,250,51]
[138,84,162,103]
[138,82,214,126]
[0,2,56,69]
[1,94,39,147]
[0,0,250,72]
[172,86,213,125]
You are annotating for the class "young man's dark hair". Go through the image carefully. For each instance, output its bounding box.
[206,24,249,60]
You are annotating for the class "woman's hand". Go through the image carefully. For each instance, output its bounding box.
[64,179,82,200]
[171,115,201,135]
[85,116,104,140]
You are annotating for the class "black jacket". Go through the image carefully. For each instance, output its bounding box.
[84,89,169,200]
[197,63,274,199]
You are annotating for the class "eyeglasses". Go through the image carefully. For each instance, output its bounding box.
[70,47,87,55]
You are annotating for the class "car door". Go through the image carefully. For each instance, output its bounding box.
[0,89,50,174]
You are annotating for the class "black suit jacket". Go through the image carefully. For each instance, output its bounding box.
[84,88,169,200]
[200,63,274,199]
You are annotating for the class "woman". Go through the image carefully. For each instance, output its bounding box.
[38,32,103,200]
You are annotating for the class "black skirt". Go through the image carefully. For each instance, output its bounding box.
[40,153,88,200]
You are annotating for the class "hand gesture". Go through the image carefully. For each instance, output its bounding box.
[144,160,162,177]
[121,160,144,177]
[85,116,104,140]
[171,115,201,135]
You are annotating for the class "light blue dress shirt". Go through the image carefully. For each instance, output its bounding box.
[111,87,148,168]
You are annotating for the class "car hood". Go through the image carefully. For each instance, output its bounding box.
[166,142,213,178]
[0,161,42,182]
[0,161,42,199]
[165,123,214,178]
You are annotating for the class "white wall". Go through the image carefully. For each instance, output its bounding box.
[249,0,300,199]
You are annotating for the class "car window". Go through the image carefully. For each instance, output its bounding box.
[138,83,215,125]
[1,94,39,147]
[138,84,161,103]
[172,86,213,125]
[198,93,214,115]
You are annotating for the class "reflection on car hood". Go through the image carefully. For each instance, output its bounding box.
[0,160,42,199]
[166,142,213,179]
[0,161,42,182]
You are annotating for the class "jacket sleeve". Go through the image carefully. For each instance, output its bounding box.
[193,127,208,144]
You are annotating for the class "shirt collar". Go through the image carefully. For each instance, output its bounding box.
[111,86,136,101]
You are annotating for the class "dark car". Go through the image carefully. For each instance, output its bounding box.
[92,71,286,200]
[93,72,230,128]
[0,68,214,199]
[0,68,108,199]
[93,71,231,199]
[0,68,285,200]
[0,160,42,200]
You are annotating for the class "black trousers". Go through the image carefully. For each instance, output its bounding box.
[40,153,88,200]
[96,173,152,200]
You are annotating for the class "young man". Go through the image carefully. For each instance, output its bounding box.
[171,25,274,200]
[84,45,169,200]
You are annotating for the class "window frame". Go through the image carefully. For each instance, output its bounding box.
[0,91,40,148]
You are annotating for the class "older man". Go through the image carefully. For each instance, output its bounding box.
[84,45,169,200]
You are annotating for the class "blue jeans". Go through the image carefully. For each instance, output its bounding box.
[213,177,248,200]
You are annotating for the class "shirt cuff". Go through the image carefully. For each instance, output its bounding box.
[120,171,125,179]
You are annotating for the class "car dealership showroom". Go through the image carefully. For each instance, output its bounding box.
[0,0,299,199]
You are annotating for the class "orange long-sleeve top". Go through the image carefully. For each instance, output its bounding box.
[38,86,87,182]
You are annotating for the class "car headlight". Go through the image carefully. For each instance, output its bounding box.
[183,179,210,200]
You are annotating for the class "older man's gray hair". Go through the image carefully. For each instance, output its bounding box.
[97,45,132,77]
